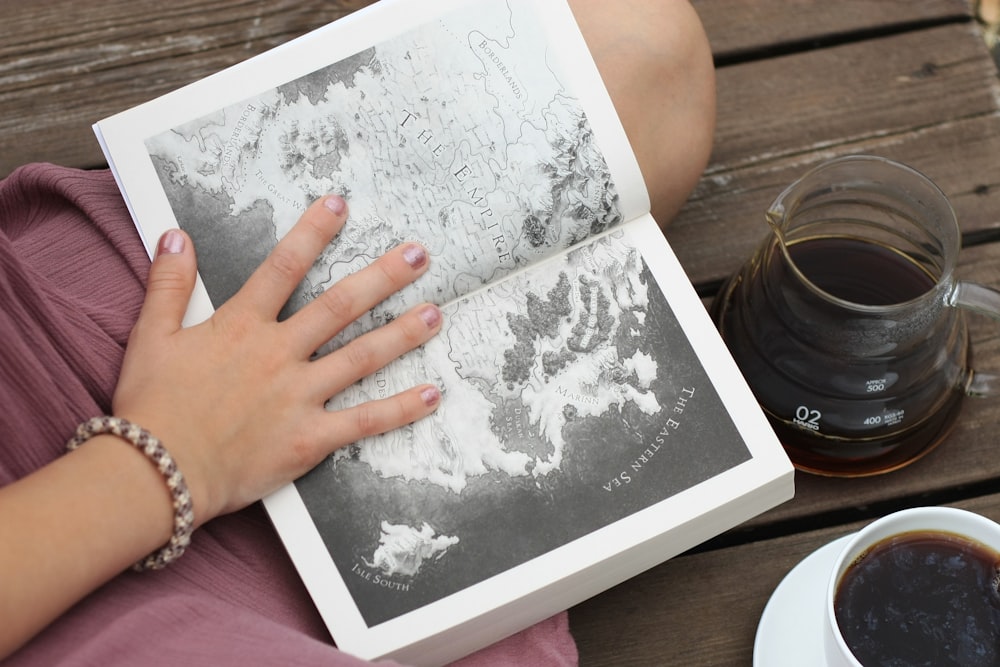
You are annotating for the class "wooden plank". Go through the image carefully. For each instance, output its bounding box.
[571,493,1000,666]
[0,0,377,175]
[573,523,850,666]
[692,0,971,62]
[709,22,999,172]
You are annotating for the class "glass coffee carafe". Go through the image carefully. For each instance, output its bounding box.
[713,155,1000,476]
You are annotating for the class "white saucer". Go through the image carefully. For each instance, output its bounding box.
[752,533,854,667]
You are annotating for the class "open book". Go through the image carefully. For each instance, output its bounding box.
[94,0,794,664]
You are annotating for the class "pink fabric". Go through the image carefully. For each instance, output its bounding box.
[0,163,578,667]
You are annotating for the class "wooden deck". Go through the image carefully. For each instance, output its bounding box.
[4,1,1000,665]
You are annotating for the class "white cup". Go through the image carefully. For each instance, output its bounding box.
[823,506,1000,666]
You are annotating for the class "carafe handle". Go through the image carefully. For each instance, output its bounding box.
[950,281,1000,396]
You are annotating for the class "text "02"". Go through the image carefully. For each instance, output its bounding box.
[793,405,821,431]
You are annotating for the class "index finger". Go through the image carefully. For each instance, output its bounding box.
[236,195,348,319]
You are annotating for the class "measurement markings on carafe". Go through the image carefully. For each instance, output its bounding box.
[866,378,887,393]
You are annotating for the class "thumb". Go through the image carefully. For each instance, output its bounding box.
[136,229,197,337]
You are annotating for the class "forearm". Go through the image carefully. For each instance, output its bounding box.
[0,434,174,659]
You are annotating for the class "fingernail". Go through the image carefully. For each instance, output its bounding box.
[157,229,185,256]
[324,195,347,215]
[402,243,427,269]
[419,304,441,329]
[421,386,441,407]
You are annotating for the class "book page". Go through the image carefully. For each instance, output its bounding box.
[96,0,648,337]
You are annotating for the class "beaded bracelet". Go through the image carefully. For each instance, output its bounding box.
[66,416,194,571]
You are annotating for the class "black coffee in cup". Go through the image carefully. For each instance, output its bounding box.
[834,530,1000,666]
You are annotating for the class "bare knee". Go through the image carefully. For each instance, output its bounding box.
[570,0,716,225]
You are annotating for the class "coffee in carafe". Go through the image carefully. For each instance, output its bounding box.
[713,155,1000,476]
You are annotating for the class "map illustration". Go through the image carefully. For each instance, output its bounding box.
[142,1,752,626]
